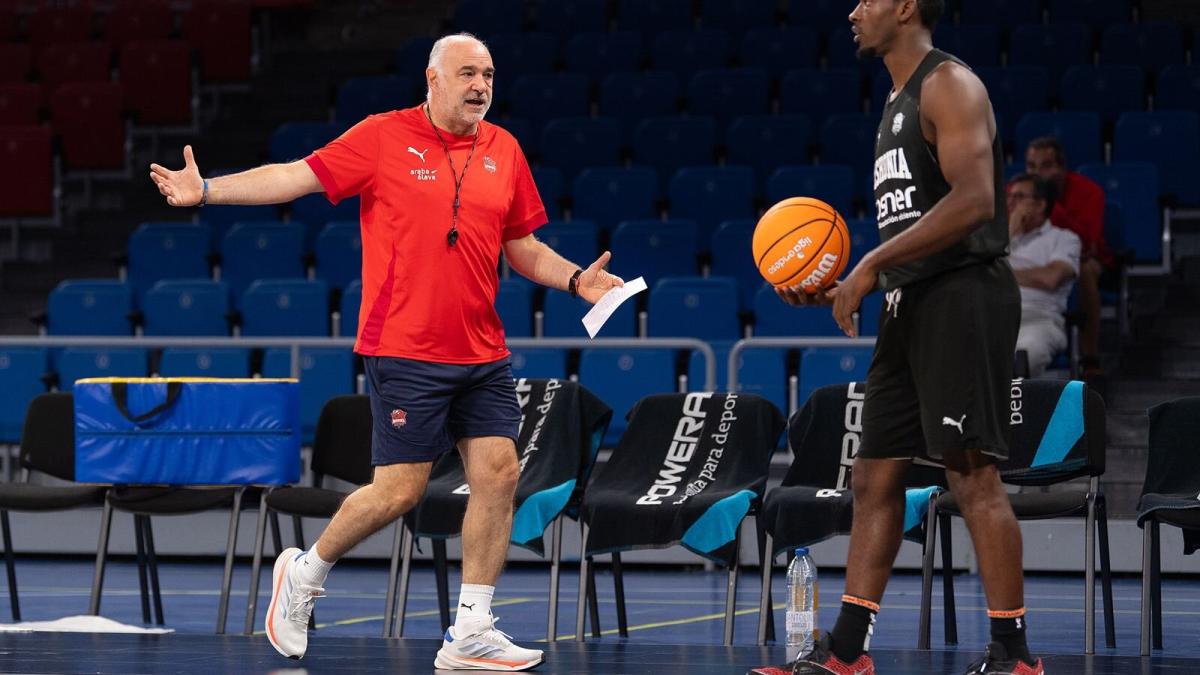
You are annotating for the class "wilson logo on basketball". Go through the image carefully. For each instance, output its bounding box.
[798,252,841,290]
[390,409,407,428]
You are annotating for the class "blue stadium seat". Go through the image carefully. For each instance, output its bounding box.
[498,117,537,156]
[510,73,590,128]
[709,219,759,309]
[0,347,48,442]
[857,291,884,337]
[934,24,1000,68]
[767,165,854,217]
[534,0,610,34]
[825,28,886,77]
[798,347,872,406]
[976,66,1050,143]
[610,219,700,288]
[334,75,416,125]
[1048,0,1133,29]
[1078,162,1162,264]
[539,117,622,181]
[686,340,787,414]
[634,116,718,189]
[959,0,1042,29]
[754,284,842,337]
[496,278,533,338]
[599,71,680,141]
[510,348,569,380]
[1060,65,1146,125]
[126,223,209,301]
[142,280,230,336]
[845,217,880,271]
[394,36,435,75]
[542,290,636,338]
[46,280,133,336]
[791,0,860,31]
[451,0,524,36]
[531,167,563,220]
[269,122,346,163]
[290,193,359,246]
[668,165,755,243]
[199,204,278,249]
[686,68,770,126]
[536,220,598,269]
[780,69,863,126]
[339,279,361,338]
[579,348,677,446]
[56,347,147,391]
[484,32,557,78]
[240,279,329,337]
[1114,111,1200,207]
[158,347,251,378]
[1101,23,1185,73]
[1014,112,1102,168]
[572,167,659,232]
[1156,65,1200,112]
[739,28,818,77]
[651,29,731,80]
[648,276,741,340]
[564,32,642,84]
[726,115,814,188]
[1008,24,1092,88]
[617,0,694,38]
[818,114,877,203]
[701,0,779,35]
[220,222,306,302]
[263,347,355,444]
[314,221,361,292]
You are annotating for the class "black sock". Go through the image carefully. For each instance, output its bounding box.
[989,612,1033,665]
[830,597,877,664]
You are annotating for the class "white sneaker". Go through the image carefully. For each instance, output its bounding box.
[433,615,544,671]
[265,547,324,659]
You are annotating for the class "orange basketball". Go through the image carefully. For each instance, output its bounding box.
[752,197,851,292]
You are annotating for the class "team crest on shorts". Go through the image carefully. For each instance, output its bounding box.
[483,155,497,173]
[892,112,905,135]
[390,409,407,428]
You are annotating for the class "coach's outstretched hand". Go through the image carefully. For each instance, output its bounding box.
[577,251,625,304]
[149,145,204,207]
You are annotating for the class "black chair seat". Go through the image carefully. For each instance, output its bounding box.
[108,486,243,514]
[1154,507,1200,530]
[266,486,347,518]
[762,485,855,554]
[0,484,106,511]
[937,490,1086,519]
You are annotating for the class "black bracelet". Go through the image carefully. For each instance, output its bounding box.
[567,268,583,297]
[198,179,209,207]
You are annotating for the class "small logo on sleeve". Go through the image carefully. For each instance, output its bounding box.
[390,409,407,428]
[483,155,497,173]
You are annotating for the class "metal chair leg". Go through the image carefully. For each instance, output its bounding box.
[940,513,957,645]
[757,532,774,646]
[546,514,564,642]
[574,523,590,642]
[269,510,283,558]
[1140,520,1152,656]
[89,500,114,616]
[393,522,414,638]
[433,538,451,632]
[1097,496,1115,649]
[612,551,628,638]
[133,514,151,624]
[918,498,938,650]
[2,510,19,621]
[1151,520,1163,650]
[587,560,601,638]
[383,521,402,638]
[292,515,304,550]
[723,527,741,646]
[142,517,164,625]
[245,491,272,635]
[215,488,244,634]
[1084,493,1096,654]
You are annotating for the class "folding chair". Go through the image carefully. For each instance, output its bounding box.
[919,379,1115,653]
[399,379,611,641]
[576,392,785,645]
[1137,396,1200,655]
[756,382,946,645]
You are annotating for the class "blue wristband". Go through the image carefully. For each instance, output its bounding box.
[199,179,209,207]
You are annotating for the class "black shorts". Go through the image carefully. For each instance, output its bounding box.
[363,355,522,466]
[860,258,1021,462]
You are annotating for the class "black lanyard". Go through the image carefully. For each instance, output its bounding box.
[425,105,479,247]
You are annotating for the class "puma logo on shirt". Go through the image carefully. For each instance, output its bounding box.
[407,146,429,163]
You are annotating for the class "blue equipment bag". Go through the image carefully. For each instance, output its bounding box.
[74,377,301,485]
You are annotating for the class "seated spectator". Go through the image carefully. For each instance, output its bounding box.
[1025,136,1109,374]
[1008,173,1081,377]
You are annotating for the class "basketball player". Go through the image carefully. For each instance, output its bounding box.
[750,1,1042,674]
[150,33,623,671]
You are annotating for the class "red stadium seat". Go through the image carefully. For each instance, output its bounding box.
[0,125,54,216]
[38,42,111,90]
[183,1,252,84]
[103,0,172,48]
[52,82,125,170]
[0,83,43,124]
[28,5,92,52]
[121,40,192,125]
[0,44,32,83]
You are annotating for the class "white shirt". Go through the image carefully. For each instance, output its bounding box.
[1009,219,1081,316]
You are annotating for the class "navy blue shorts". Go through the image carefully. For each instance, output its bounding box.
[363,355,521,465]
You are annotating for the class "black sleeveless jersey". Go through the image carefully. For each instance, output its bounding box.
[872,49,1008,290]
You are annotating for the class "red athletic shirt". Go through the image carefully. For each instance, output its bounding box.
[1050,171,1112,266]
[305,106,546,363]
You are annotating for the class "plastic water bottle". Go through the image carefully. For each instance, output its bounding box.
[785,547,818,661]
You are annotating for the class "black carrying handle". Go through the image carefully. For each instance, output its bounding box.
[111,381,183,424]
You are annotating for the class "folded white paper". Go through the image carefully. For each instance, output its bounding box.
[582,276,648,338]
